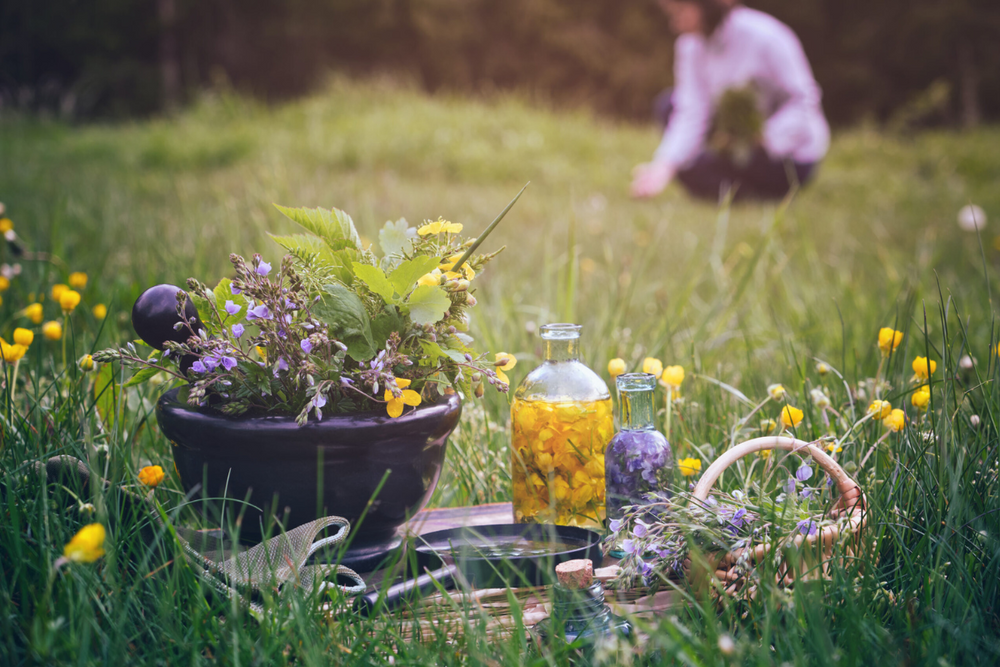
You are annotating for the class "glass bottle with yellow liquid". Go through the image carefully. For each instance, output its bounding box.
[510,324,613,528]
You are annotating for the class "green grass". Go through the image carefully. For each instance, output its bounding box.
[1,76,999,665]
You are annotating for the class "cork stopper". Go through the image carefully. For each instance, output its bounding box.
[555,559,594,589]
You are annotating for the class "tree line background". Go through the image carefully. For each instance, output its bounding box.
[2,0,998,127]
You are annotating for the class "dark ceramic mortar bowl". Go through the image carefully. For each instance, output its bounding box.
[156,388,461,564]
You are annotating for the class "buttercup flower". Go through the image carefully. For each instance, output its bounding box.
[42,321,63,341]
[495,353,517,384]
[138,465,165,487]
[63,523,106,563]
[912,356,936,380]
[607,358,626,377]
[59,289,81,312]
[13,328,33,346]
[69,272,88,289]
[768,383,786,400]
[867,400,892,419]
[642,357,663,377]
[384,378,422,418]
[678,457,702,476]
[0,218,11,233]
[0,276,8,291]
[417,270,442,287]
[417,218,463,236]
[878,327,903,355]
[92,304,107,320]
[0,340,26,363]
[883,409,905,432]
[911,386,931,411]
[24,303,43,324]
[780,405,804,428]
[826,443,843,454]
[78,354,95,371]
[51,284,69,301]
[661,365,685,391]
[760,418,777,435]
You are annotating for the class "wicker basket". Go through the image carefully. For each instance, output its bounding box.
[688,435,868,596]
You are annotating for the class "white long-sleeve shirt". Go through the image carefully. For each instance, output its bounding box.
[653,7,830,168]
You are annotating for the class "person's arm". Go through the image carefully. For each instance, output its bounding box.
[760,25,827,159]
[632,36,711,198]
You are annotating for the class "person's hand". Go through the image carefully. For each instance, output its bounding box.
[630,161,676,198]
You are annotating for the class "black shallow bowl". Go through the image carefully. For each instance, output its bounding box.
[412,524,604,588]
[156,387,462,557]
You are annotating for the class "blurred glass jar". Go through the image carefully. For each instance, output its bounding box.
[510,324,613,528]
[604,373,672,522]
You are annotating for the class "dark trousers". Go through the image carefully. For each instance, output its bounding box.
[654,88,816,202]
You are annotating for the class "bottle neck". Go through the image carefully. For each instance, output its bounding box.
[620,388,656,431]
[544,337,580,362]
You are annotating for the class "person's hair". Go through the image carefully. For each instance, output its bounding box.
[695,0,732,37]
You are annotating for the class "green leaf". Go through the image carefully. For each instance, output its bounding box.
[371,307,405,350]
[123,366,161,388]
[389,256,441,296]
[379,218,414,257]
[316,283,375,361]
[406,285,451,326]
[187,292,219,337]
[351,263,395,302]
[95,363,119,431]
[213,278,248,326]
[267,233,335,261]
[274,204,363,252]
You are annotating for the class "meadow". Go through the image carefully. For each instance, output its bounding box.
[1,76,998,665]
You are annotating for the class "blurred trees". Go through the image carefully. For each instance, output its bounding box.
[2,0,998,125]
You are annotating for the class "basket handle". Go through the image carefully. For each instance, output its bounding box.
[691,436,861,509]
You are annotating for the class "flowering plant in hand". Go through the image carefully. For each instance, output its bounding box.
[96,189,524,424]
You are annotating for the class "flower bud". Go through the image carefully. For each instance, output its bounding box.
[78,354,95,372]
[474,383,485,398]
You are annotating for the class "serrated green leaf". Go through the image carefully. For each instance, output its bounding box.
[406,285,451,326]
[351,262,395,302]
[389,256,441,296]
[273,204,362,252]
[123,366,161,388]
[316,283,375,361]
[267,233,335,260]
[379,218,414,257]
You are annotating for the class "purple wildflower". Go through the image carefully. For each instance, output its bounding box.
[622,539,636,554]
[230,283,241,295]
[800,488,813,499]
[257,261,272,276]
[609,519,622,533]
[301,339,313,354]
[247,304,271,321]
[191,360,207,373]
[633,523,648,538]
[224,300,241,316]
[784,477,797,495]
[276,358,289,372]
[796,519,818,537]
[313,393,327,409]
[796,465,813,482]
[202,356,220,371]
[221,356,238,371]
[654,545,672,559]
[232,323,245,338]
[640,560,654,577]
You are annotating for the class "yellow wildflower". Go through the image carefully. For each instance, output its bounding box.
[641,357,663,377]
[0,218,12,233]
[138,465,165,487]
[24,303,43,324]
[911,387,931,411]
[417,270,442,287]
[438,254,474,281]
[42,321,62,341]
[826,443,843,454]
[79,354,95,372]
[0,340,27,363]
[607,358,626,377]
[867,400,892,420]
[678,457,702,477]
[768,383,786,400]
[495,353,517,384]
[878,327,903,355]
[417,218,463,236]
[660,365,685,391]
[0,276,9,292]
[51,284,69,301]
[59,289,81,312]
[92,304,108,320]
[912,356,936,380]
[384,378,422,418]
[780,405,804,428]
[883,409,905,432]
[69,272,88,289]
[63,523,106,563]
[255,346,267,362]
[816,361,830,375]
[13,328,33,346]
[760,418,777,435]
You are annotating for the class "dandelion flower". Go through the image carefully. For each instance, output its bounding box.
[384,378,422,418]
[13,328,33,346]
[780,405,804,428]
[42,321,62,341]
[883,409,905,432]
[678,457,702,477]
[912,356,936,380]
[24,303,43,324]
[63,523,106,563]
[911,387,931,411]
[867,400,892,419]
[642,357,663,377]
[768,383,786,400]
[59,289,81,313]
[878,328,903,355]
[607,358,626,377]
[68,272,88,289]
[92,304,107,320]
[494,353,517,384]
[660,365,685,391]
